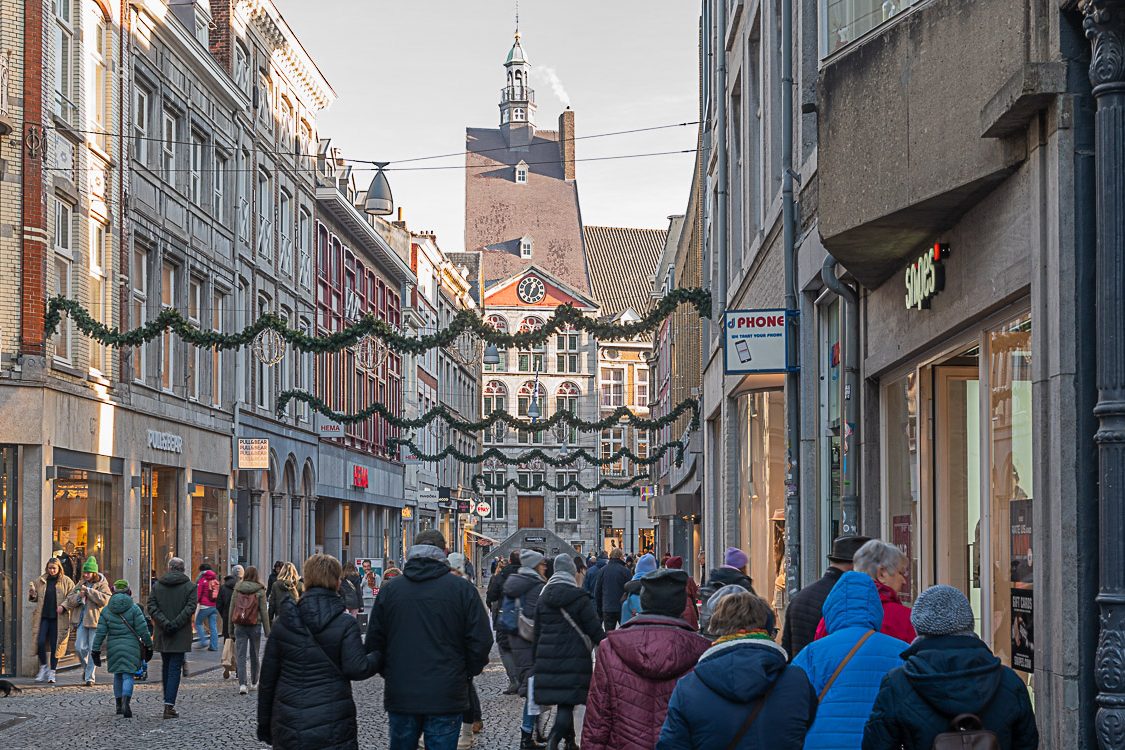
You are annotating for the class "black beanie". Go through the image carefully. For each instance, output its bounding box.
[640,569,688,617]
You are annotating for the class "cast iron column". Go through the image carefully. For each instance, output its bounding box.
[1086,0,1125,746]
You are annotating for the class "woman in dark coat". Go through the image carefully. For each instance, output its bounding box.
[533,554,606,750]
[502,549,548,749]
[257,554,379,750]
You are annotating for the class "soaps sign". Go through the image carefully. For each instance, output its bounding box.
[723,309,788,374]
[905,243,949,310]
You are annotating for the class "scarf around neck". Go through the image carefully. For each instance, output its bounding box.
[545,571,578,589]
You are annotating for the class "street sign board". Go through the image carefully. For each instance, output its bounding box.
[475,500,492,516]
[237,438,269,469]
[723,309,789,374]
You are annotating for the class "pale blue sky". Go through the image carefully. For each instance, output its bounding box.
[274,1,700,250]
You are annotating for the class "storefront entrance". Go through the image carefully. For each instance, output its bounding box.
[738,390,787,612]
[0,447,17,675]
[139,465,179,602]
[882,309,1033,683]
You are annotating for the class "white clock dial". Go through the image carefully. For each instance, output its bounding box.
[518,276,546,304]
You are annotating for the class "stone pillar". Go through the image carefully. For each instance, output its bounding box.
[290,496,303,564]
[307,497,319,556]
[270,493,284,567]
[1086,1,1125,746]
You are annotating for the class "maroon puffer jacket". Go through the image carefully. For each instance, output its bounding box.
[582,614,710,750]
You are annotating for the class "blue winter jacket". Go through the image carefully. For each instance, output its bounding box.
[792,572,906,749]
[658,637,817,749]
[620,554,659,625]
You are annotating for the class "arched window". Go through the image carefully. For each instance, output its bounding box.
[513,107,525,122]
[517,380,546,444]
[556,382,581,444]
[483,380,508,443]
[518,316,545,372]
[485,315,509,372]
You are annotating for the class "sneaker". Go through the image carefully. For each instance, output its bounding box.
[458,723,473,749]
[239,684,248,695]
[47,670,56,684]
[34,665,48,682]
[163,704,178,719]
[85,679,94,687]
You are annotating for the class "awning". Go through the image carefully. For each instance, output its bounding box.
[464,528,501,545]
[651,480,701,519]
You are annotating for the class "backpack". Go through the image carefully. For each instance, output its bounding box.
[232,590,260,626]
[498,591,535,640]
[698,581,728,633]
[208,578,220,602]
[932,714,1000,750]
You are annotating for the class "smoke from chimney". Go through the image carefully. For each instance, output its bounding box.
[535,66,571,108]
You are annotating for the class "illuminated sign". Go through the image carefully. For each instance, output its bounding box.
[905,243,949,310]
[352,465,369,488]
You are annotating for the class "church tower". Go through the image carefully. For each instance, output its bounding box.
[499,30,536,148]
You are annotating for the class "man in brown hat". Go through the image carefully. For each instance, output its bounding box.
[780,535,870,659]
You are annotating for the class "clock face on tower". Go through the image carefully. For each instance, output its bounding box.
[517,275,546,304]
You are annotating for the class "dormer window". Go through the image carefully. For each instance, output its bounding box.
[520,236,533,257]
[513,107,525,122]
[515,161,528,184]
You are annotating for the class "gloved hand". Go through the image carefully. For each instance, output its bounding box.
[91,651,101,667]
[164,623,180,635]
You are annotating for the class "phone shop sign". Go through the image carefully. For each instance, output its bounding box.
[723,309,789,374]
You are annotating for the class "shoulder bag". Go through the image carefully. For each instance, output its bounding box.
[725,680,777,750]
[817,629,875,702]
[119,612,154,662]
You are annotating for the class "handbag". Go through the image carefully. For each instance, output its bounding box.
[220,637,236,670]
[559,606,593,652]
[119,613,154,663]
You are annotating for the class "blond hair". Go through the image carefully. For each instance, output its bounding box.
[277,562,300,586]
[302,554,343,591]
[708,591,774,636]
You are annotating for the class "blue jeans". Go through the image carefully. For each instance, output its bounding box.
[387,712,462,750]
[523,697,535,733]
[195,606,218,650]
[160,651,184,706]
[75,625,97,682]
[113,672,135,698]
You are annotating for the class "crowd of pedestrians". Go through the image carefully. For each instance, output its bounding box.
[26,530,1040,750]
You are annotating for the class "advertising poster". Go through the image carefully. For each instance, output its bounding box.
[1011,588,1034,673]
[1009,498,1033,584]
[891,514,913,604]
[354,557,384,598]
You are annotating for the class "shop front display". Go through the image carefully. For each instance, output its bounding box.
[190,478,231,574]
[737,390,787,612]
[52,467,123,582]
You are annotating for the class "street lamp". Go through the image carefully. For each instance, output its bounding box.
[364,162,394,216]
[527,399,540,421]
[483,343,500,366]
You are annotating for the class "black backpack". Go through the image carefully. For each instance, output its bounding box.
[932,713,999,749]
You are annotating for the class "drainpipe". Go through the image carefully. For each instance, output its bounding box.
[712,0,728,572]
[821,255,860,537]
[781,0,802,591]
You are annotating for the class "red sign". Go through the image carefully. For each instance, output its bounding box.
[352,465,369,488]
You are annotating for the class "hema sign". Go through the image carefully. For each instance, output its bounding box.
[723,309,789,374]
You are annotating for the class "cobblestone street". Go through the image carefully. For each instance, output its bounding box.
[0,644,540,749]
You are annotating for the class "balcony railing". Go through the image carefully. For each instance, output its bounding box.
[500,86,536,104]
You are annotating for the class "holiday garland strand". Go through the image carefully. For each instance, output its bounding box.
[276,389,700,433]
[44,287,711,355]
[388,437,684,468]
[471,472,651,495]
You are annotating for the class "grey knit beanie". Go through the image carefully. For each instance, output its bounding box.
[553,553,577,576]
[520,549,545,569]
[911,584,976,637]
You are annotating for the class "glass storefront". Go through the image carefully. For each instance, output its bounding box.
[0,447,17,675]
[882,308,1033,681]
[191,485,230,575]
[52,467,123,582]
[738,391,788,612]
[140,466,179,601]
[820,299,843,558]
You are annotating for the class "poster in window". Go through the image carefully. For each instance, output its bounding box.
[1010,588,1033,672]
[891,514,913,604]
[1009,498,1032,585]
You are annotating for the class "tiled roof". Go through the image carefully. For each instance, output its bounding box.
[464,127,590,295]
[446,251,482,304]
[584,225,668,317]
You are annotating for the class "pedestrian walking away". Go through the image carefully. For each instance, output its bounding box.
[365,529,492,750]
[500,548,548,749]
[195,566,221,651]
[812,539,916,645]
[618,552,658,625]
[781,535,869,659]
[593,548,630,632]
[230,565,271,695]
[486,549,523,695]
[663,556,699,630]
[532,554,606,750]
[146,557,198,719]
[791,572,905,749]
[27,557,76,684]
[64,555,113,686]
[257,554,379,750]
[658,591,817,749]
[583,568,709,750]
[91,579,153,719]
[342,563,364,614]
[862,585,1039,750]
[218,565,244,679]
[269,562,304,625]
[449,551,485,749]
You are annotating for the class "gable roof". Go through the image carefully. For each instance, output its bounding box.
[583,226,668,317]
[483,264,599,311]
[465,127,590,295]
[446,251,483,304]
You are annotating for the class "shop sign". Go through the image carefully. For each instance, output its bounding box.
[318,421,344,438]
[401,506,414,520]
[904,242,949,310]
[456,499,473,513]
[525,535,546,544]
[418,488,440,504]
[352,465,369,488]
[147,430,183,454]
[723,309,789,374]
[475,500,492,516]
[237,438,269,469]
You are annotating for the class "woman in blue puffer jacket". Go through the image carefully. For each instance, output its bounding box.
[791,571,906,749]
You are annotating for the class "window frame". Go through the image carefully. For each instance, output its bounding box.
[132,247,148,382]
[160,261,177,392]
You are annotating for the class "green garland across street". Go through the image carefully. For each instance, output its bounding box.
[275,389,700,433]
[387,436,685,468]
[43,287,711,355]
[470,472,651,494]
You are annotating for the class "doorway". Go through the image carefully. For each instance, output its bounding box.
[518,496,544,528]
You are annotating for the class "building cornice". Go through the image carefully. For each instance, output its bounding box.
[315,186,414,284]
[237,0,336,111]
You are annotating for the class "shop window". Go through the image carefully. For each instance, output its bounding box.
[882,372,920,603]
[821,0,919,57]
[140,466,178,603]
[737,391,787,608]
[52,468,123,583]
[0,447,16,676]
[191,485,229,574]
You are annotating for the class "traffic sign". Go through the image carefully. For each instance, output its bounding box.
[475,500,492,516]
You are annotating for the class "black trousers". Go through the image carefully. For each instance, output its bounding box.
[602,612,620,632]
[36,618,58,668]
[548,704,576,746]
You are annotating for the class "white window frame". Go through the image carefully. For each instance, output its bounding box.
[88,220,110,374]
[234,43,250,91]
[484,471,507,519]
[278,189,293,275]
[256,296,271,409]
[238,148,251,240]
[601,427,625,476]
[52,198,74,363]
[297,207,312,288]
[211,289,225,407]
[160,261,176,392]
[257,169,273,258]
[53,0,75,123]
[601,366,625,407]
[297,317,312,421]
[162,112,177,183]
[132,247,148,382]
[188,278,202,400]
[189,132,204,205]
[520,236,533,258]
[635,366,649,407]
[89,11,110,151]
[213,150,227,221]
[515,161,528,184]
[556,328,580,373]
[133,88,149,164]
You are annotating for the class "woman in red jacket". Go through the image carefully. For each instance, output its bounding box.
[812,539,916,646]
[582,569,710,750]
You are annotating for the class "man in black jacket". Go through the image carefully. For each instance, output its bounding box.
[781,534,870,659]
[486,550,522,694]
[366,529,493,750]
[593,548,631,631]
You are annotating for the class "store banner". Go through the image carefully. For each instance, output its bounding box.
[723,309,789,374]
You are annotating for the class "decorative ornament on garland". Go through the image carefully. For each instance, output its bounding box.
[472,472,650,494]
[386,436,685,468]
[354,335,389,373]
[253,329,286,366]
[44,288,711,355]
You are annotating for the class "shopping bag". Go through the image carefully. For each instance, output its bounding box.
[527,676,541,716]
[221,637,235,670]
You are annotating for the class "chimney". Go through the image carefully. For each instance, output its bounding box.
[559,108,575,181]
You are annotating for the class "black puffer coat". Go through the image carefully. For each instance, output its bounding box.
[503,569,546,697]
[533,581,605,706]
[257,587,379,750]
[781,567,843,659]
[365,551,493,715]
[217,575,238,639]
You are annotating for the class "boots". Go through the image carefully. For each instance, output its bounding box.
[457,722,473,750]
[520,730,545,749]
[499,650,519,694]
[122,696,132,719]
[163,704,178,719]
[115,697,123,715]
